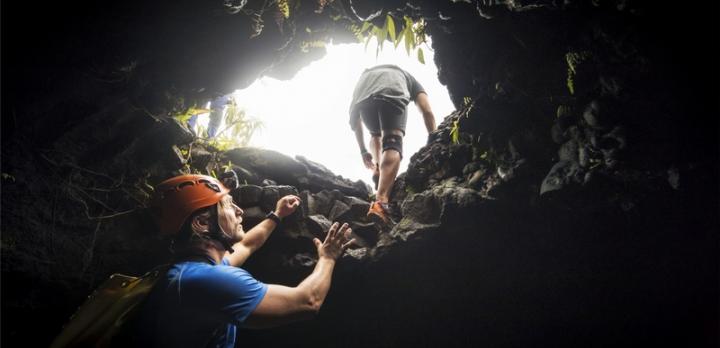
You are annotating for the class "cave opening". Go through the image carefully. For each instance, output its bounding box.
[193,38,454,183]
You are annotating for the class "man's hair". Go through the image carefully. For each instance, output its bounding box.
[171,205,217,254]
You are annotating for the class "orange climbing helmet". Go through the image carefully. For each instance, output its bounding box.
[152,174,235,236]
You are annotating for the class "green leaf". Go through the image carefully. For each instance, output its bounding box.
[417,47,425,64]
[174,107,211,123]
[395,24,406,48]
[556,105,571,118]
[387,15,396,44]
[450,119,460,144]
[567,75,575,95]
[404,22,414,55]
[197,124,208,138]
[372,26,384,57]
[404,16,413,29]
[377,22,387,49]
[360,21,371,34]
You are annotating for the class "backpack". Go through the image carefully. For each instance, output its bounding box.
[50,265,169,348]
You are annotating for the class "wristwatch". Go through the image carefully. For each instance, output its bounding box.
[265,211,282,225]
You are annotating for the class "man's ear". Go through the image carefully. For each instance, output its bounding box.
[190,213,210,233]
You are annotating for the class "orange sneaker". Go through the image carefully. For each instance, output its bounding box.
[367,201,390,224]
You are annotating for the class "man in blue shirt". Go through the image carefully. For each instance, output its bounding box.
[349,65,437,223]
[125,174,354,347]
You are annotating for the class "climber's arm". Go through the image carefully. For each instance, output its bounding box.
[415,92,436,133]
[226,195,300,267]
[243,223,355,328]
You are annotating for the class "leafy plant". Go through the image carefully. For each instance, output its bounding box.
[556,104,572,119]
[177,99,263,152]
[203,103,263,152]
[565,51,590,95]
[277,0,290,18]
[351,15,428,63]
[173,106,212,123]
[224,0,295,38]
[221,161,234,172]
[450,97,475,144]
[461,96,475,117]
[300,40,327,53]
[450,119,461,144]
[1,173,15,182]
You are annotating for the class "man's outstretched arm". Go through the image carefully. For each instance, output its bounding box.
[415,92,436,133]
[226,195,300,267]
[242,223,355,329]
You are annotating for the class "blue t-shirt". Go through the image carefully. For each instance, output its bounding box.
[131,258,267,348]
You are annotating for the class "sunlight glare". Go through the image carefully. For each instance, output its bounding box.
[229,38,455,185]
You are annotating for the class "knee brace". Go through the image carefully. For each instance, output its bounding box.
[382,134,403,158]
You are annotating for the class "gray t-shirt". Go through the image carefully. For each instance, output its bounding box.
[349,65,425,130]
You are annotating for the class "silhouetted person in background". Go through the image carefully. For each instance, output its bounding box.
[207,94,234,138]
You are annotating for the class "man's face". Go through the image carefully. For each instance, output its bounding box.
[217,194,245,242]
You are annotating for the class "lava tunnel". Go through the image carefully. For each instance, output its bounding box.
[2,1,718,347]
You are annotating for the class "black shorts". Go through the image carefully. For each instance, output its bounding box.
[358,98,407,136]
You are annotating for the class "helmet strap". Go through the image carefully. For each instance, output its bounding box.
[207,205,235,254]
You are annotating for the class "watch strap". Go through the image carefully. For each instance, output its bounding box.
[265,211,281,225]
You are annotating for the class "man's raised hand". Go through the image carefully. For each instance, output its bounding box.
[313,222,355,261]
[275,195,301,219]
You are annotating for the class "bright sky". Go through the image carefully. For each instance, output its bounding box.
[203,38,455,185]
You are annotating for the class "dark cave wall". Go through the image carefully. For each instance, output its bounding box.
[239,195,716,348]
[2,1,718,347]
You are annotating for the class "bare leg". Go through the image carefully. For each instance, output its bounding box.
[376,129,403,203]
[369,135,381,174]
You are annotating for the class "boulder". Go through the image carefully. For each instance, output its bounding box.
[306,214,332,238]
[225,147,308,185]
[327,200,350,222]
[235,185,263,207]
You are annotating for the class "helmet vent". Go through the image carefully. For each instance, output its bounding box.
[199,179,221,193]
[178,181,195,189]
